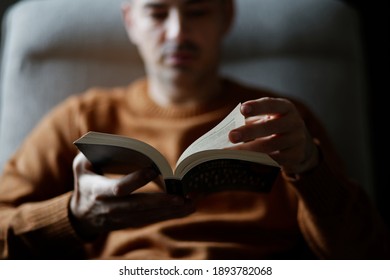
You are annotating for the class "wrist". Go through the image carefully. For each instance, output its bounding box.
[283,138,321,179]
[68,194,100,242]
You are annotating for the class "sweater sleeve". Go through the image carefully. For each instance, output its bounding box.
[0,193,86,259]
[0,95,87,259]
[289,103,390,259]
[287,158,390,259]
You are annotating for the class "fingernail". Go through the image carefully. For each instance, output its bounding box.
[230,131,242,143]
[241,104,252,115]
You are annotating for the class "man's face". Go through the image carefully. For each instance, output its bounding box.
[123,0,233,86]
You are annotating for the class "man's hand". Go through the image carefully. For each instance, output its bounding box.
[229,98,319,175]
[69,153,195,238]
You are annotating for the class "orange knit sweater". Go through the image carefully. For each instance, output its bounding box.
[0,78,388,259]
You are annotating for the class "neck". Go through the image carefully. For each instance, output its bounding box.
[148,75,223,108]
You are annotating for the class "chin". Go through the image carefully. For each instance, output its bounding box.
[162,69,200,86]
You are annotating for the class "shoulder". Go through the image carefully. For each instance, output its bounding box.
[223,77,278,100]
[75,79,144,104]
[222,77,320,125]
[57,78,146,112]
[223,77,311,108]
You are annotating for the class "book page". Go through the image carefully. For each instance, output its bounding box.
[177,103,244,166]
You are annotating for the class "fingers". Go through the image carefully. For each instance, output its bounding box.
[110,168,159,196]
[71,191,195,236]
[71,152,194,235]
[227,97,320,174]
[73,152,159,198]
[229,115,302,144]
[73,152,94,174]
[229,132,303,155]
[229,98,302,144]
[102,193,195,229]
[240,97,295,117]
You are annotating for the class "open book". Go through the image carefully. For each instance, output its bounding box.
[73,103,280,197]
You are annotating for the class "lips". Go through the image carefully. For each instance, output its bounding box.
[165,51,196,66]
[163,42,199,67]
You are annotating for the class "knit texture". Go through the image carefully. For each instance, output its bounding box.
[0,78,388,259]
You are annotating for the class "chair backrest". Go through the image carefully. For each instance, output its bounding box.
[0,0,374,199]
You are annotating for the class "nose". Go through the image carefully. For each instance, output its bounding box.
[165,10,187,42]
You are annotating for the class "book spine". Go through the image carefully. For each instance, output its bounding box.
[164,179,184,196]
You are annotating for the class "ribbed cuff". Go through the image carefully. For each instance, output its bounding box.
[13,192,86,258]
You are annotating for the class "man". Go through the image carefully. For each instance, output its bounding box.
[0,0,388,259]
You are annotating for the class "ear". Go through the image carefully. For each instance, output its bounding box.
[121,2,138,44]
[222,0,235,35]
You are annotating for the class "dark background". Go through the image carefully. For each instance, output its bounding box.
[0,1,389,224]
[342,0,389,225]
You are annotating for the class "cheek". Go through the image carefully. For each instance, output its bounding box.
[134,26,163,55]
[138,36,164,63]
[193,21,225,46]
[133,20,162,44]
[197,31,223,55]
